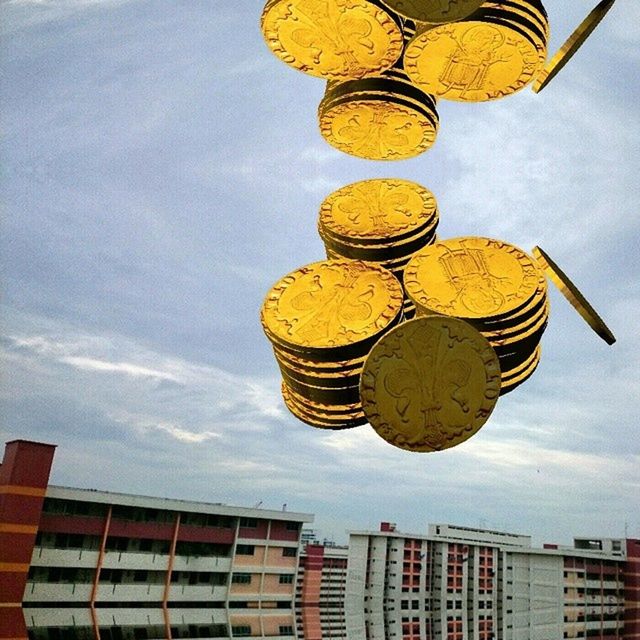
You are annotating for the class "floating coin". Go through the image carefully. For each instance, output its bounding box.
[261,0,404,80]
[360,316,501,452]
[282,382,366,429]
[261,259,404,358]
[532,246,616,345]
[404,18,545,101]
[404,237,542,322]
[319,69,439,160]
[319,178,438,244]
[380,0,485,24]
[500,345,541,395]
[532,0,615,93]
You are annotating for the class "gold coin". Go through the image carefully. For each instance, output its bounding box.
[319,72,439,160]
[282,372,362,406]
[319,178,438,243]
[404,237,542,322]
[532,246,616,345]
[379,0,485,24]
[261,259,404,356]
[360,316,501,452]
[260,0,404,80]
[275,352,362,389]
[282,383,366,429]
[532,0,615,93]
[500,343,539,380]
[500,345,541,395]
[318,100,438,161]
[404,19,544,101]
[286,383,365,417]
[273,345,365,374]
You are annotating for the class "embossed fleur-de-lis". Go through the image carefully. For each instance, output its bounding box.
[291,1,376,73]
[381,324,452,448]
[289,271,376,343]
[338,184,411,232]
[337,107,413,157]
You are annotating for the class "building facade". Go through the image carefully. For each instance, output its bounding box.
[0,440,313,640]
[296,544,348,640]
[345,523,640,640]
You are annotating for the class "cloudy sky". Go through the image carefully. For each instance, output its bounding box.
[1,0,638,546]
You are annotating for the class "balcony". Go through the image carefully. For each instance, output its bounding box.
[102,550,170,571]
[95,583,166,602]
[31,546,99,569]
[173,555,232,573]
[168,584,228,602]
[23,582,93,602]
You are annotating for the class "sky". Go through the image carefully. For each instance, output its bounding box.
[1,0,639,547]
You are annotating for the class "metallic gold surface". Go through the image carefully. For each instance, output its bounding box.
[261,259,404,355]
[532,246,616,345]
[319,96,438,160]
[261,0,404,80]
[404,19,545,101]
[319,178,438,242]
[360,316,501,452]
[532,0,615,93]
[380,0,485,24]
[404,237,542,321]
[282,383,367,429]
[500,345,541,395]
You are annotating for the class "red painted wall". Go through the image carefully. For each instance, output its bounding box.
[0,440,56,640]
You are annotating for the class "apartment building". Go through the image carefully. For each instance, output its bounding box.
[0,440,313,640]
[296,544,348,640]
[345,522,639,640]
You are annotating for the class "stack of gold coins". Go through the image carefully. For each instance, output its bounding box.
[261,259,404,428]
[379,0,486,25]
[318,65,439,160]
[403,237,549,395]
[260,0,404,80]
[317,178,439,319]
[404,0,549,102]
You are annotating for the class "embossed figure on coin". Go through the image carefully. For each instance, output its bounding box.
[439,243,511,315]
[440,26,512,98]
[360,317,501,452]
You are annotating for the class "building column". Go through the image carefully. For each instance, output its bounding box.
[0,440,56,640]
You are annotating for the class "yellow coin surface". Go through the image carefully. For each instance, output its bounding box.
[533,0,615,93]
[404,237,542,321]
[382,0,485,24]
[319,178,437,241]
[532,246,616,345]
[261,259,403,351]
[319,98,438,160]
[261,0,403,80]
[360,316,501,452]
[405,20,543,101]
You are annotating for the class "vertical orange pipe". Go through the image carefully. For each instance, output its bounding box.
[90,505,112,640]
[163,513,181,640]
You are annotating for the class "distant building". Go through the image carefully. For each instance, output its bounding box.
[296,544,348,640]
[345,522,640,640]
[0,440,313,640]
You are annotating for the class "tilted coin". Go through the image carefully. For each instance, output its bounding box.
[261,0,404,80]
[319,178,438,243]
[532,0,615,93]
[404,18,545,101]
[404,237,542,322]
[261,259,404,357]
[532,246,616,345]
[360,316,501,452]
[380,0,485,24]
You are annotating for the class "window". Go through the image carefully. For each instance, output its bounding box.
[239,518,257,528]
[286,522,300,531]
[282,547,297,557]
[236,544,255,555]
[232,573,252,584]
[279,626,294,636]
[232,626,252,637]
[279,574,294,584]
